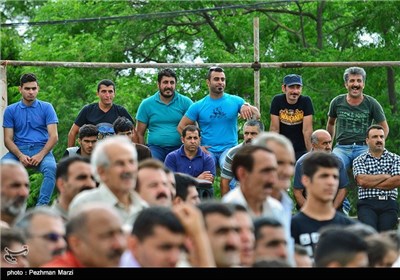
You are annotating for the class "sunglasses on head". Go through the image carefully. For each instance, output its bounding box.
[208,66,224,73]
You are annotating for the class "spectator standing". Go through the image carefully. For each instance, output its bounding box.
[165,125,215,183]
[67,79,134,147]
[269,74,314,160]
[178,66,260,169]
[326,66,389,170]
[136,69,193,161]
[2,73,58,206]
[353,124,399,232]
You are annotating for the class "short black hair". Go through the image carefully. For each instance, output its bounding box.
[113,116,135,134]
[207,66,224,80]
[97,79,115,92]
[158,68,177,84]
[20,73,38,86]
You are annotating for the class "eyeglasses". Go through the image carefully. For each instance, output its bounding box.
[30,232,66,242]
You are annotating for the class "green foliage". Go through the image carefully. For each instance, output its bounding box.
[1,0,399,208]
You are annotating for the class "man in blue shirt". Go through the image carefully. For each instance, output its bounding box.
[165,125,215,183]
[2,73,58,205]
[136,69,193,162]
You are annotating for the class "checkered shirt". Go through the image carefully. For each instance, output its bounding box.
[353,149,400,199]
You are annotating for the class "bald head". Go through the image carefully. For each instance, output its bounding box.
[310,129,332,152]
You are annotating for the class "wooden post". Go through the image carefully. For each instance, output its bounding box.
[0,65,8,157]
[253,17,260,111]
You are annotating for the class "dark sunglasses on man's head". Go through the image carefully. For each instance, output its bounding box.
[208,66,224,73]
[31,232,66,242]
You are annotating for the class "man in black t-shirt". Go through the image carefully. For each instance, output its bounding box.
[67,79,134,147]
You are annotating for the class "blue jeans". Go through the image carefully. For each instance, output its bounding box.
[209,149,230,170]
[332,144,368,170]
[333,144,368,215]
[2,145,56,206]
[148,144,181,162]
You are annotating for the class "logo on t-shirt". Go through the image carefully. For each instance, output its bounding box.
[279,109,304,125]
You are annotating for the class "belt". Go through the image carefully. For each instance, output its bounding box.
[337,141,366,146]
[364,196,395,201]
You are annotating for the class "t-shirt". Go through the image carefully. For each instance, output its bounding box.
[327,94,386,143]
[270,94,314,153]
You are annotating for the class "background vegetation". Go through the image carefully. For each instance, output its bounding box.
[1,0,399,214]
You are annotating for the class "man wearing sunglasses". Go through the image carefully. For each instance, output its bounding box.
[178,66,260,170]
[14,206,66,267]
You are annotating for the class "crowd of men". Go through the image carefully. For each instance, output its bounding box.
[1,66,399,268]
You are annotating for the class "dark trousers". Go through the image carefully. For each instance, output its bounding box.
[357,199,399,232]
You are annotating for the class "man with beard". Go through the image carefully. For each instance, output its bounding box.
[178,66,260,170]
[270,74,314,161]
[0,160,29,227]
[293,129,350,214]
[136,69,193,162]
[67,79,134,147]
[353,125,400,232]
[165,125,215,183]
[69,136,148,230]
[220,120,264,196]
[52,156,97,221]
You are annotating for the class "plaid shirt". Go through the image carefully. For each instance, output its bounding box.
[353,149,400,199]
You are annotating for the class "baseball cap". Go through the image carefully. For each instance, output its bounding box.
[283,74,303,86]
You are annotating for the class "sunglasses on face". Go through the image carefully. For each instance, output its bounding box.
[31,232,66,242]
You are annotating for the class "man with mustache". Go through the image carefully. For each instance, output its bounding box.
[43,203,127,267]
[327,67,389,214]
[222,145,284,225]
[1,160,30,227]
[69,136,148,229]
[220,120,264,196]
[2,73,58,206]
[67,79,134,147]
[136,158,172,207]
[198,201,241,267]
[136,68,193,162]
[165,125,215,183]
[270,74,314,161]
[52,156,97,221]
[353,124,399,232]
[15,206,67,267]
